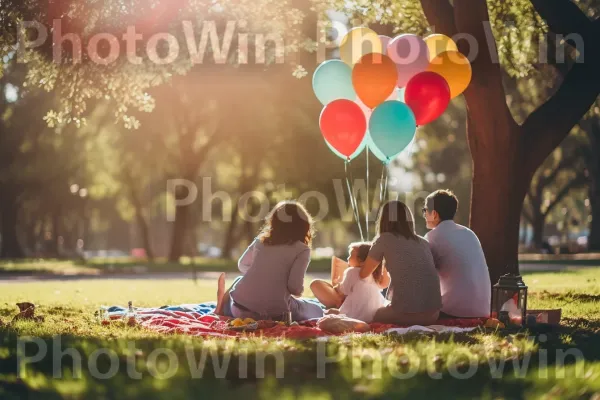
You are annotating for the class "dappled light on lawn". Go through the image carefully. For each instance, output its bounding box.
[0,269,599,398]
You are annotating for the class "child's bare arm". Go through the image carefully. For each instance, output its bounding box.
[378,266,391,289]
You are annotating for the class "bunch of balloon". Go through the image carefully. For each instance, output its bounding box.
[313,28,472,161]
[312,28,472,238]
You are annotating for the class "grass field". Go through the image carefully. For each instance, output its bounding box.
[0,257,333,276]
[1,269,600,399]
[2,254,597,277]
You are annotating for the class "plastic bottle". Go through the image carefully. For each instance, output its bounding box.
[126,301,137,326]
[96,306,109,323]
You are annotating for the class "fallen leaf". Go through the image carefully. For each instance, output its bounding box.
[12,303,45,323]
[16,302,35,312]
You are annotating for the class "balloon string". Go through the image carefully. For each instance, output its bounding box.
[366,143,370,241]
[383,165,389,204]
[347,160,366,241]
[347,162,365,242]
[377,163,389,221]
[379,164,385,207]
[345,160,364,241]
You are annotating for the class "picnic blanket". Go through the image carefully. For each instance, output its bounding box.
[103,302,487,339]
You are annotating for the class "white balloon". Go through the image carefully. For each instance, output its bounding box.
[387,34,430,88]
[378,35,392,55]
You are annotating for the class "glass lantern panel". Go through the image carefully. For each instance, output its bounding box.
[516,291,524,309]
[499,289,522,323]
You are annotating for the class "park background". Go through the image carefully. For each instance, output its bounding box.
[1,1,600,399]
[1,1,599,278]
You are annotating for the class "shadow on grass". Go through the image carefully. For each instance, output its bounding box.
[1,326,600,400]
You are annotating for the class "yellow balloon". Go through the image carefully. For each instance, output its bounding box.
[339,27,383,66]
[424,34,458,61]
[427,51,472,98]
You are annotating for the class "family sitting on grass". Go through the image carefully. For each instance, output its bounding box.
[215,190,491,326]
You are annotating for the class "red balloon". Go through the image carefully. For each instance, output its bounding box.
[320,100,367,157]
[404,72,451,125]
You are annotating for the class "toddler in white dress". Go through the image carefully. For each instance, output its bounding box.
[310,243,389,323]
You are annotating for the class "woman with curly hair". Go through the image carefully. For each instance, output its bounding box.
[216,201,324,321]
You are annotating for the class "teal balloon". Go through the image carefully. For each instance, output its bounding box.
[313,60,356,105]
[325,136,366,161]
[369,101,417,162]
[366,133,388,163]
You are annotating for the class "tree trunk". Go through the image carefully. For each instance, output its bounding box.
[121,169,155,261]
[168,183,193,262]
[419,0,527,285]
[464,49,526,286]
[168,205,190,262]
[22,212,40,256]
[48,207,62,258]
[222,201,241,259]
[470,145,525,286]
[0,189,25,259]
[221,155,262,259]
[129,185,155,262]
[588,182,600,251]
[531,212,545,250]
[135,208,154,261]
[586,124,600,251]
[421,0,600,286]
[25,221,37,255]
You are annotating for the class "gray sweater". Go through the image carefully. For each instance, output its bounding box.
[369,232,442,314]
[230,239,311,317]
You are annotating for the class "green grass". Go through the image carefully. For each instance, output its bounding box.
[1,270,600,399]
[0,260,101,276]
[4,256,600,278]
[0,257,333,276]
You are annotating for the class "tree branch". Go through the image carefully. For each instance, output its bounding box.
[544,149,583,186]
[530,0,593,38]
[544,171,587,216]
[522,198,534,223]
[369,23,397,39]
[544,33,574,77]
[522,47,600,176]
[523,1,600,176]
[527,183,537,203]
[449,0,518,161]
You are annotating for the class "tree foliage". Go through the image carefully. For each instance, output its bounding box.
[0,0,322,128]
[2,0,600,266]
[0,0,586,127]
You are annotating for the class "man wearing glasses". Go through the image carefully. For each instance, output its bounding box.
[423,190,491,319]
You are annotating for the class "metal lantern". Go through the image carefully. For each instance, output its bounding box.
[491,273,528,326]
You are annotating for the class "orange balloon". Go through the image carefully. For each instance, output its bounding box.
[352,53,398,109]
[427,51,472,99]
[424,34,458,61]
